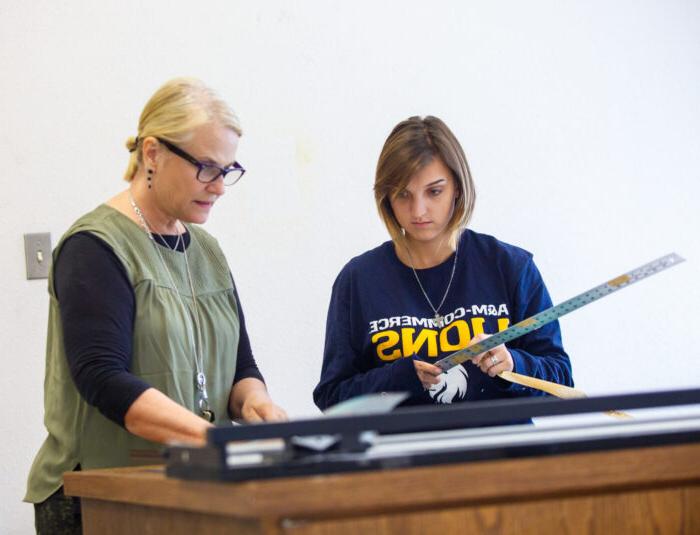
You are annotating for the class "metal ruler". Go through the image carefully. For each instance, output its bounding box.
[435,253,685,372]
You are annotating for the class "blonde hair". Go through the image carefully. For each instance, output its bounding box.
[374,116,476,247]
[124,77,242,181]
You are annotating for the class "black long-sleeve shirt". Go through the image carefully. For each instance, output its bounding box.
[54,231,263,426]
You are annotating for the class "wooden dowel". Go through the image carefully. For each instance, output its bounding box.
[499,371,587,399]
[498,370,632,418]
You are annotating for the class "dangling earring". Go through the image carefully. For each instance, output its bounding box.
[147,168,153,189]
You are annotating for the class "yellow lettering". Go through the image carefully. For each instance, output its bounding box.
[439,320,471,351]
[401,328,438,358]
[372,331,402,361]
[498,318,510,332]
[470,317,485,336]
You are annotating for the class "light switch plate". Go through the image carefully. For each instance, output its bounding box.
[24,233,52,280]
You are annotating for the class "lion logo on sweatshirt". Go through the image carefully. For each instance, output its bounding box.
[428,365,468,403]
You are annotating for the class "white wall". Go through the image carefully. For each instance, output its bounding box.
[2,1,699,532]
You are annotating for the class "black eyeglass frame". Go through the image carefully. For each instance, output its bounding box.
[156,137,246,186]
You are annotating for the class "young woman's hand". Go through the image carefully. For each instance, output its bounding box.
[469,333,514,377]
[413,360,443,389]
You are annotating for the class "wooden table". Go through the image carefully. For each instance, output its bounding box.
[64,442,700,534]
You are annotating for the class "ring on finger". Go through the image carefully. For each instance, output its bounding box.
[490,355,499,366]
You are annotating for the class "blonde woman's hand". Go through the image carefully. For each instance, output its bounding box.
[241,390,288,423]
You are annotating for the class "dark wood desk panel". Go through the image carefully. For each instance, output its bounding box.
[65,442,700,534]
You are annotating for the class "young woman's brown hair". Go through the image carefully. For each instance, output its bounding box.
[374,116,476,247]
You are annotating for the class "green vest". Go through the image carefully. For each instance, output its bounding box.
[25,204,239,503]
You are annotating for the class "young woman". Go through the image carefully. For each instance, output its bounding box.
[26,78,286,533]
[314,116,572,410]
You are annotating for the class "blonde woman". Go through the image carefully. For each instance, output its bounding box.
[314,116,572,410]
[26,78,286,533]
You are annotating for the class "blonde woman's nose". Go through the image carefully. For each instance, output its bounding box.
[207,176,226,195]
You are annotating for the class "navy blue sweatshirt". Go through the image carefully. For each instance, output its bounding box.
[313,229,572,410]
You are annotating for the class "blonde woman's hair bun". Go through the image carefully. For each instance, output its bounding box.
[126,136,139,153]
